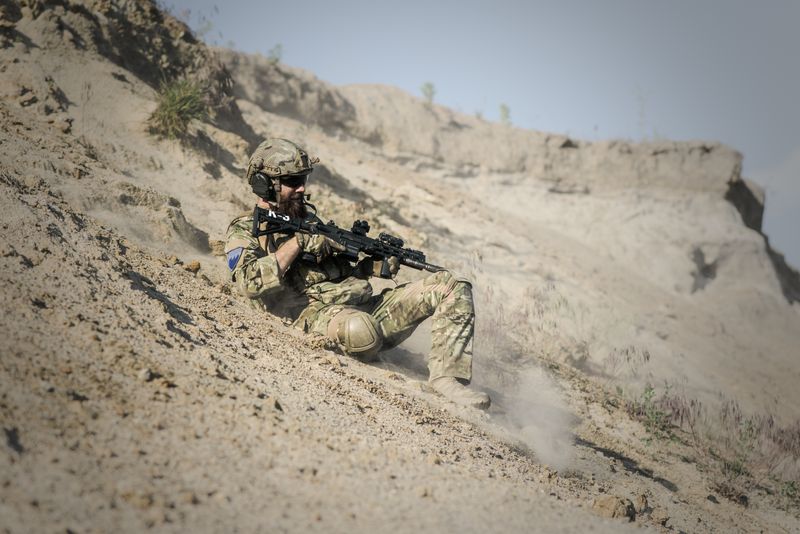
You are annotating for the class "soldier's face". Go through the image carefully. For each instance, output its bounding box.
[279,178,306,205]
[278,176,308,218]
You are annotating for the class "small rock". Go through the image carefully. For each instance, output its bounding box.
[138,368,154,382]
[178,491,199,505]
[67,390,88,402]
[651,510,670,527]
[634,494,648,513]
[184,260,201,273]
[592,495,635,521]
[217,283,231,295]
[166,255,181,266]
[417,486,432,498]
[122,491,154,510]
[18,92,37,107]
[209,240,226,256]
[4,427,24,454]
[427,455,442,466]
[72,166,88,179]
[58,118,72,134]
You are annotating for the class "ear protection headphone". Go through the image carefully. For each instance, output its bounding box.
[250,172,277,201]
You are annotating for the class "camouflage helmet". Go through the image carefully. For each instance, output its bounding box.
[245,138,316,183]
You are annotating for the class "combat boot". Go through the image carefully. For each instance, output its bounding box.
[430,376,491,410]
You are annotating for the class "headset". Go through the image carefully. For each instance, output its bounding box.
[250,171,276,201]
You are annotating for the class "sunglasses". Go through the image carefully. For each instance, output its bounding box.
[280,175,308,188]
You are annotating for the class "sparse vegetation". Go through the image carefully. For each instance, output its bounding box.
[703,399,800,505]
[195,17,213,40]
[499,103,511,125]
[780,480,799,509]
[147,78,208,139]
[627,383,674,442]
[174,6,224,46]
[420,82,435,104]
[624,382,800,507]
[268,43,283,64]
[602,344,652,380]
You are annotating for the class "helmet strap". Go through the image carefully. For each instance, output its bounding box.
[272,177,282,207]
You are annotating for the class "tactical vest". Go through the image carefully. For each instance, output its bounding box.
[226,214,374,317]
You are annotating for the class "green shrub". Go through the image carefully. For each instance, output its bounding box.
[499,103,511,125]
[268,44,283,64]
[420,82,435,104]
[148,79,208,139]
[627,383,673,442]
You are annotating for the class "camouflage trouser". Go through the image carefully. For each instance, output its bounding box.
[297,270,474,381]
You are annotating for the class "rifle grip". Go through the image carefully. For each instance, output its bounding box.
[380,258,392,278]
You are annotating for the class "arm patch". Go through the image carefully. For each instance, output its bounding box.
[227,247,243,271]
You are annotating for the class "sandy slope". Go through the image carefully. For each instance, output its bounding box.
[1,2,799,533]
[1,109,792,531]
[0,101,640,533]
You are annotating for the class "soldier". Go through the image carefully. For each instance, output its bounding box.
[225,138,490,409]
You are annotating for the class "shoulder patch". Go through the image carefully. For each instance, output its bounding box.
[224,237,252,254]
[227,247,243,271]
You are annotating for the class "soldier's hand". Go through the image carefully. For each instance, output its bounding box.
[295,232,345,261]
[381,256,400,277]
[358,256,400,278]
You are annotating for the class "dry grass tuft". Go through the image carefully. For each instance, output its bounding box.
[629,385,800,508]
[147,78,208,139]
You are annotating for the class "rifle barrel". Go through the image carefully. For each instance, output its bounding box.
[402,257,444,273]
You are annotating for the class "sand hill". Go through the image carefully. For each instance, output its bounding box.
[1,1,798,532]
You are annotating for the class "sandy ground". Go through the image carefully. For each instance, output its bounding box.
[1,2,799,533]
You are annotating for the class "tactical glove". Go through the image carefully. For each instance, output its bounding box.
[357,256,400,278]
[295,232,346,262]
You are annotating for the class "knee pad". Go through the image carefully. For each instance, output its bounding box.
[332,311,383,361]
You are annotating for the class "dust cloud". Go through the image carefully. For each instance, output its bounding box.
[466,274,577,471]
[382,312,576,472]
[497,365,576,472]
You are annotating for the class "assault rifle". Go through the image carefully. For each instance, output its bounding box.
[252,206,444,278]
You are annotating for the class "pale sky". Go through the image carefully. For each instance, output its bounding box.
[167,0,800,267]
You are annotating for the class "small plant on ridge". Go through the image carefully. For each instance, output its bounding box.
[421,82,435,104]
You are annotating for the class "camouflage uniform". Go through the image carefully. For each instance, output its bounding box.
[224,214,474,381]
